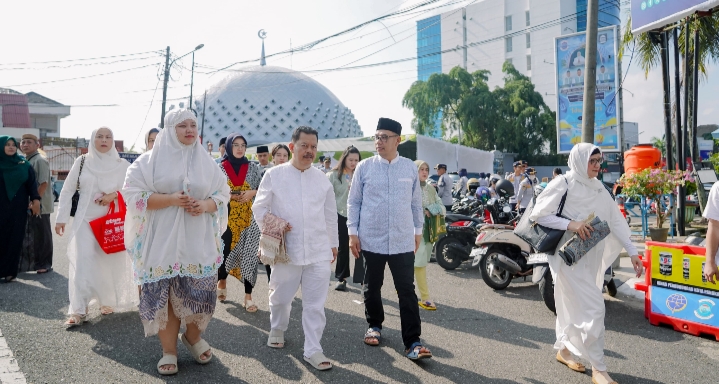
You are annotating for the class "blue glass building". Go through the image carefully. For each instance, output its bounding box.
[416,15,442,138]
[576,0,621,32]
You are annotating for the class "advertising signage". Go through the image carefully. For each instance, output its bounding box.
[555,26,621,154]
[631,0,719,34]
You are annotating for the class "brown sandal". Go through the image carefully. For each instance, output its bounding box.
[556,351,586,372]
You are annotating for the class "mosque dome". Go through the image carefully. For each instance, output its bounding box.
[199,65,363,146]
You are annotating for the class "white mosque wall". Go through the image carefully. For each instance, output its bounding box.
[199,65,362,147]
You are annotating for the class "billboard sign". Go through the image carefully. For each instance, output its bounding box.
[631,0,719,34]
[555,26,621,154]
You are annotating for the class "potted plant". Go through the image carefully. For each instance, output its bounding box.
[618,168,687,241]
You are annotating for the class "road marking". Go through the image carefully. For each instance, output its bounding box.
[0,328,26,384]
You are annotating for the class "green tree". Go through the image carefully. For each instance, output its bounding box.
[650,136,666,158]
[402,66,491,141]
[482,62,556,156]
[402,63,555,158]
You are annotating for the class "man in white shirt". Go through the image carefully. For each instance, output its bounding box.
[253,126,338,371]
[703,183,719,282]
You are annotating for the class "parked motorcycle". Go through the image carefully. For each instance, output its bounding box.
[436,180,516,271]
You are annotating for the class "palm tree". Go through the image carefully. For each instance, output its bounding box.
[620,13,719,79]
[621,12,719,162]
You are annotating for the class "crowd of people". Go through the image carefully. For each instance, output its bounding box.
[1,110,678,384]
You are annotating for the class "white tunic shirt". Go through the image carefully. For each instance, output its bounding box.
[703,182,719,263]
[253,162,339,266]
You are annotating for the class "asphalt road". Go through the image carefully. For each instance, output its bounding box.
[0,215,717,383]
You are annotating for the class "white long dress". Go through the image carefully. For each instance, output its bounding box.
[57,155,138,316]
[530,144,635,372]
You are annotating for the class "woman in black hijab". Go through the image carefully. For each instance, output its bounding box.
[216,133,263,312]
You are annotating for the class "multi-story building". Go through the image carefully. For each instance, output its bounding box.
[415,0,621,136]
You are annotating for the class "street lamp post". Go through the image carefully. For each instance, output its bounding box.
[189,44,204,112]
[160,44,204,128]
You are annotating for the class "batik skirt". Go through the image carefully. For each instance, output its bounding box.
[139,274,217,337]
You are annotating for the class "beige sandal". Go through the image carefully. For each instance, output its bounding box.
[64,314,86,327]
[100,306,114,315]
[180,334,212,364]
[304,351,332,371]
[267,329,284,348]
[244,299,258,312]
[217,288,227,302]
[157,354,178,375]
[556,351,586,373]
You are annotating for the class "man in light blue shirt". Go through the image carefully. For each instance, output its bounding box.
[347,117,432,360]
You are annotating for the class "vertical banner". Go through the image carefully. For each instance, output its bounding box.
[555,26,621,154]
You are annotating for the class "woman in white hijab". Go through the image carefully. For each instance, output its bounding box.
[123,109,229,376]
[530,143,643,384]
[55,127,138,326]
[145,128,160,152]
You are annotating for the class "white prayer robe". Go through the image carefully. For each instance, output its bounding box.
[253,162,339,357]
[531,143,636,371]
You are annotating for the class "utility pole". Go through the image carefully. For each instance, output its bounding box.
[660,31,673,172]
[189,50,196,111]
[581,0,599,143]
[692,25,700,162]
[200,91,207,144]
[673,26,685,235]
[462,7,467,70]
[160,46,171,128]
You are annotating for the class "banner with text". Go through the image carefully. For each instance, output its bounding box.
[555,26,621,154]
[631,0,719,34]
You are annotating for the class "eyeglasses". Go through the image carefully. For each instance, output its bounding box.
[298,143,318,151]
[373,134,399,143]
[232,144,247,149]
[589,157,603,166]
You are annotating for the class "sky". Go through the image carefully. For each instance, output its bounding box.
[1,0,717,151]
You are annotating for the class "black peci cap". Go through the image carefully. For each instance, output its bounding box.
[377,117,402,135]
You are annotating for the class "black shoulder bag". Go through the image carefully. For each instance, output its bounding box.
[514,177,569,253]
[70,155,86,217]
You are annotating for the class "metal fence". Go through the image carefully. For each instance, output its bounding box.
[45,147,86,179]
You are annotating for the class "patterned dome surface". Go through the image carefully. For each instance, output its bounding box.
[200,65,362,146]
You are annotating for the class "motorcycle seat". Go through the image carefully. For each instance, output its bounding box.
[479,224,515,230]
[445,213,483,224]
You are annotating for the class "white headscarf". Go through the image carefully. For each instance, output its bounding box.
[530,143,629,281]
[144,128,160,152]
[86,127,129,193]
[123,109,230,284]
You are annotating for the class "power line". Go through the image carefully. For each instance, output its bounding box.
[0,50,164,66]
[205,0,448,73]
[1,62,162,87]
[130,76,163,150]
[0,55,163,71]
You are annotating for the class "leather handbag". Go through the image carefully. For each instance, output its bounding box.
[514,177,568,253]
[557,216,610,266]
[89,192,127,254]
[69,155,86,217]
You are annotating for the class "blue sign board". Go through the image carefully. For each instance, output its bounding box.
[119,153,141,164]
[555,26,621,153]
[631,0,719,34]
[651,285,719,327]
